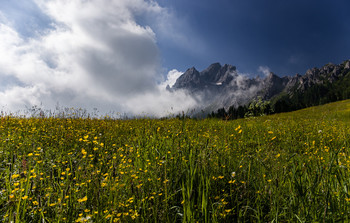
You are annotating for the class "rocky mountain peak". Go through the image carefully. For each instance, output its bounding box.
[202,63,222,75]
[172,63,238,91]
[172,67,200,90]
[265,72,279,80]
[186,67,199,74]
[223,64,237,71]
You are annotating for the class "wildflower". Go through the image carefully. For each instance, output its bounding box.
[28,153,33,157]
[11,174,20,179]
[22,195,28,200]
[78,196,88,203]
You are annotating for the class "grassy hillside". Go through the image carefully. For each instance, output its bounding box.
[1,100,350,222]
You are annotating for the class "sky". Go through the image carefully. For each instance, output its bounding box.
[0,0,349,116]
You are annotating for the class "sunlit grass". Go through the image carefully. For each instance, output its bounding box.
[1,100,350,222]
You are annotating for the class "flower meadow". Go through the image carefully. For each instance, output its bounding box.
[1,100,350,222]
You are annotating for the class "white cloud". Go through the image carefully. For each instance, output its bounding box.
[159,69,183,88]
[123,88,198,117]
[0,0,198,117]
[258,66,271,77]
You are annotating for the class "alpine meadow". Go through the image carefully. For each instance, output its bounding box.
[2,1,350,222]
[1,99,350,222]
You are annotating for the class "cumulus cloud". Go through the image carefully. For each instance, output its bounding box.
[0,0,197,117]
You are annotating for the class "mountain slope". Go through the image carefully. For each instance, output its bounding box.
[271,60,350,113]
[170,60,350,116]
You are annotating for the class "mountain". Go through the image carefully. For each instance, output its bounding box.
[171,63,261,112]
[271,60,350,113]
[170,60,350,116]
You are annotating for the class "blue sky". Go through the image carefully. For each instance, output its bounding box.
[155,0,350,75]
[0,0,349,115]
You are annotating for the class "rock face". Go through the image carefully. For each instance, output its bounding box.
[172,63,236,92]
[170,60,350,113]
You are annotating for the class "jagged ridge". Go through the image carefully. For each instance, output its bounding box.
[170,60,350,115]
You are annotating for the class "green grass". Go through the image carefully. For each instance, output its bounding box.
[1,100,350,222]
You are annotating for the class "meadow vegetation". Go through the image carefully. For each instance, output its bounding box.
[1,100,350,222]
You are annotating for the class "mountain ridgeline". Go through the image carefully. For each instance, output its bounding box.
[169,60,350,118]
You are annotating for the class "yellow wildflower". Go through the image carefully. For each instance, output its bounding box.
[11,174,20,179]
[78,196,88,203]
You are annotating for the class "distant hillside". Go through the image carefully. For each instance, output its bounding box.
[270,61,350,113]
